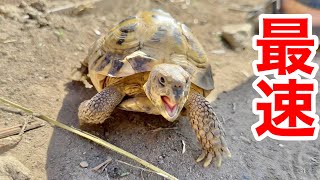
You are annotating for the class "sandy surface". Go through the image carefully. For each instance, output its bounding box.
[1,0,320,180]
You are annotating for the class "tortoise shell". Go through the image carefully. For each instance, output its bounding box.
[84,9,214,92]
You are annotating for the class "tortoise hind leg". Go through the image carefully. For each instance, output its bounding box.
[78,86,124,126]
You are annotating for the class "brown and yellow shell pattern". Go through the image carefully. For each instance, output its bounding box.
[84,9,214,92]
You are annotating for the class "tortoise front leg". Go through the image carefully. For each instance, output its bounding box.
[78,86,124,126]
[185,92,231,167]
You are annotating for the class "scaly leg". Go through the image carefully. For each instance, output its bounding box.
[78,86,124,126]
[185,92,231,167]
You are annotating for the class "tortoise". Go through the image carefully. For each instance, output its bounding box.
[72,9,231,167]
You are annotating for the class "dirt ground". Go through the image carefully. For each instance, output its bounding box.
[1,0,320,180]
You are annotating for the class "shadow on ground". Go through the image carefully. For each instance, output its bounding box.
[46,82,180,180]
[46,74,320,180]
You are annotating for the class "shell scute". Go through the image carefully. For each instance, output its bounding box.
[85,10,214,92]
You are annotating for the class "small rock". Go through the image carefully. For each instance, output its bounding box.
[0,6,10,15]
[246,0,277,34]
[221,23,253,51]
[30,0,47,12]
[93,29,101,36]
[76,45,84,51]
[19,1,28,8]
[25,7,40,20]
[108,167,122,178]
[79,161,88,168]
[120,172,130,177]
[279,144,284,147]
[193,18,199,24]
[0,32,9,41]
[0,51,8,56]
[0,155,32,180]
[18,15,29,23]
[0,136,22,153]
[37,17,49,27]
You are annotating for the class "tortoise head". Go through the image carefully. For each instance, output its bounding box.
[143,64,191,121]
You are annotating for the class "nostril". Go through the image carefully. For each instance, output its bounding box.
[173,83,184,100]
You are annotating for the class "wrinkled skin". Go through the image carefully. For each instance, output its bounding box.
[143,64,191,122]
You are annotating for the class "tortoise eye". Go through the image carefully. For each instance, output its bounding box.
[159,76,165,86]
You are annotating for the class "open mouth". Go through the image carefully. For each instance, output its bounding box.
[161,96,177,117]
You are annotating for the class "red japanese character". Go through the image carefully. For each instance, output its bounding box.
[252,14,319,78]
[263,18,308,38]
[252,77,319,141]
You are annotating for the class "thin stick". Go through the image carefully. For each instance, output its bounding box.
[0,106,23,115]
[0,121,44,139]
[181,140,186,154]
[0,97,178,180]
[150,127,178,133]
[221,116,226,123]
[141,170,145,180]
[47,0,102,14]
[116,159,158,175]
[228,7,253,12]
[91,157,112,172]
[0,119,36,131]
[0,124,22,132]
[232,103,236,113]
[18,119,29,136]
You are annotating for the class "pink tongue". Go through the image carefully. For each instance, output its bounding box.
[162,96,176,109]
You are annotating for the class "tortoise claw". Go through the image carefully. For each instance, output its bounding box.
[215,152,222,167]
[196,151,207,162]
[203,153,213,168]
[197,150,224,168]
[223,147,232,158]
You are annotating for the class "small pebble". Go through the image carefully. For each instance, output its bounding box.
[279,144,284,147]
[79,161,88,168]
[193,18,199,24]
[108,167,121,178]
[94,29,101,36]
[120,172,130,177]
[19,1,28,8]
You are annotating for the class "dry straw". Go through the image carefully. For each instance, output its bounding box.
[0,97,178,180]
